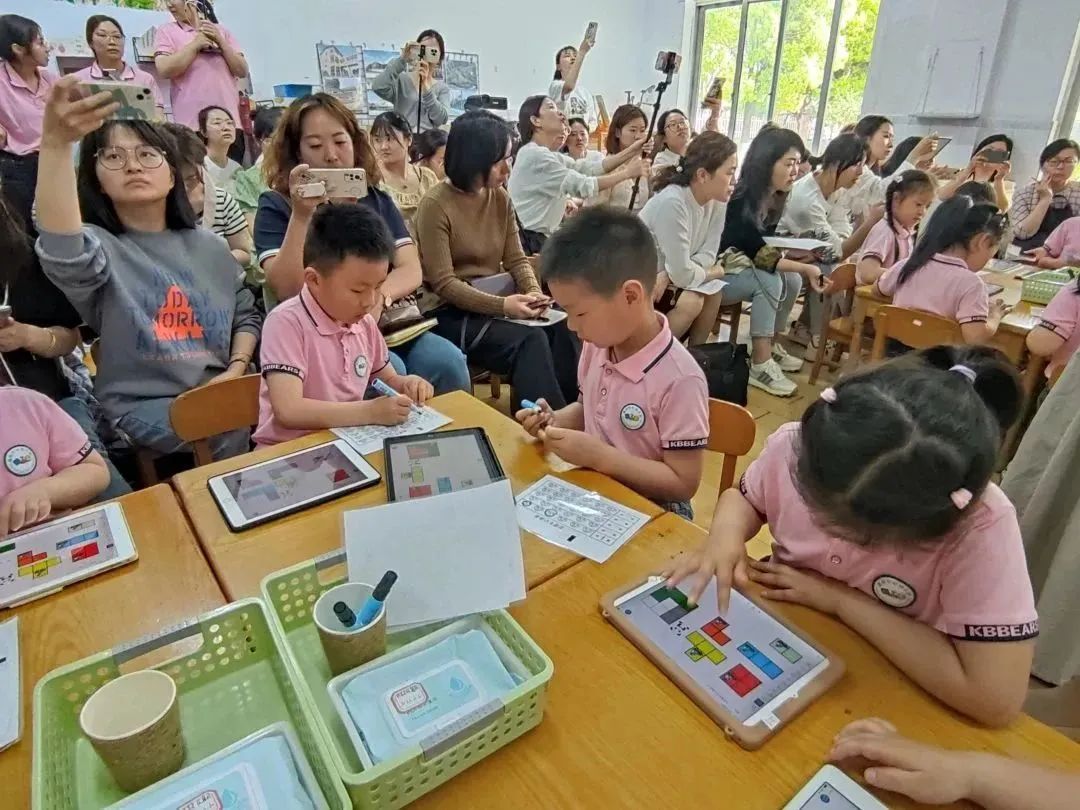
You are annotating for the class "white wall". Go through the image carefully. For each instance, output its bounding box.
[861,0,1080,180]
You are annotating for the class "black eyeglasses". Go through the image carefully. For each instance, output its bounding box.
[95,145,166,171]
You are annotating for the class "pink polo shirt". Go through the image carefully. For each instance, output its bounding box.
[857,218,912,267]
[1037,283,1080,379]
[877,253,989,325]
[1043,215,1080,262]
[740,423,1038,641]
[72,61,166,111]
[0,63,57,155]
[578,315,710,462]
[0,387,94,499]
[253,285,390,446]
[154,21,242,129]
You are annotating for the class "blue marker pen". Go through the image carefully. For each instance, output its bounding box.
[357,571,398,627]
[520,399,540,412]
[372,378,421,413]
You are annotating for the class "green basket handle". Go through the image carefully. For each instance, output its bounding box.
[313,549,346,570]
[419,699,505,760]
[113,615,205,665]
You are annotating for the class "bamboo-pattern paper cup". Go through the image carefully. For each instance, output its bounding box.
[314,582,387,675]
[79,669,185,793]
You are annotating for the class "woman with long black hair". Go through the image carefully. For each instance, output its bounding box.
[845,115,937,220]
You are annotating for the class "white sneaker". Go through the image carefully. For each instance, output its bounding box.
[749,359,798,397]
[771,342,804,372]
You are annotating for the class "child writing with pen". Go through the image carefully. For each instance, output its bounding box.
[668,345,1038,727]
[515,207,709,518]
[252,203,434,447]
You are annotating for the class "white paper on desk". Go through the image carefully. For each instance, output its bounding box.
[763,236,831,252]
[344,479,526,628]
[504,308,569,327]
[332,407,452,456]
[0,616,19,751]
[687,278,727,296]
[516,475,650,563]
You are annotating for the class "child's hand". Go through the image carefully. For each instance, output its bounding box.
[0,481,53,538]
[747,558,848,615]
[663,535,749,614]
[990,298,1012,321]
[515,398,554,438]
[1037,255,1066,269]
[397,375,433,405]
[540,426,605,468]
[364,395,412,426]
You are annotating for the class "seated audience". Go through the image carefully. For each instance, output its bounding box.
[1029,215,1080,269]
[410,128,447,180]
[35,76,261,459]
[855,169,934,285]
[256,93,469,393]
[639,132,735,345]
[508,95,645,254]
[650,103,722,174]
[74,15,165,120]
[198,105,241,193]
[587,104,650,211]
[371,30,450,133]
[670,345,1035,727]
[516,206,708,517]
[876,196,1009,346]
[937,134,1013,211]
[415,110,580,407]
[154,0,248,130]
[1027,273,1080,381]
[843,115,937,221]
[549,37,597,131]
[254,204,433,446]
[371,111,439,238]
[561,117,591,160]
[233,105,283,218]
[0,386,110,538]
[1009,139,1080,250]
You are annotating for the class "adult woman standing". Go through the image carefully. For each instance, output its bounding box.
[371,30,450,133]
[415,110,580,408]
[0,14,54,224]
[549,36,597,131]
[255,93,469,393]
[937,134,1013,211]
[587,104,650,211]
[371,111,439,238]
[508,96,645,254]
[1009,139,1080,250]
[650,103,722,174]
[720,126,825,397]
[410,128,446,179]
[844,115,937,220]
[74,16,165,119]
[198,104,241,194]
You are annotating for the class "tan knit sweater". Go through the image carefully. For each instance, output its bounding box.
[415,180,541,317]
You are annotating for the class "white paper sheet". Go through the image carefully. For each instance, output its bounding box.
[344,480,526,628]
[504,309,569,327]
[763,236,831,252]
[687,278,727,295]
[0,616,19,751]
[516,476,650,563]
[332,407,452,456]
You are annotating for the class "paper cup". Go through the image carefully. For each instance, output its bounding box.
[79,669,185,793]
[314,582,387,675]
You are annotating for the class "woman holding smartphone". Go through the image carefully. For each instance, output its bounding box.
[371,29,451,133]
[937,134,1013,211]
[549,27,598,131]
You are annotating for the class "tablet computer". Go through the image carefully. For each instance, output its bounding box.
[208,439,381,532]
[0,502,137,609]
[601,575,844,749]
[782,765,888,809]
[383,428,505,502]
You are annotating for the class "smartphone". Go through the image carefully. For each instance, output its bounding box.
[655,51,682,74]
[419,44,441,64]
[703,76,725,105]
[0,305,12,328]
[981,148,1010,164]
[585,22,598,46]
[927,135,953,159]
[79,81,157,121]
[303,168,368,199]
[526,298,552,310]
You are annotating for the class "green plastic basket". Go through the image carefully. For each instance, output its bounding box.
[32,599,349,810]
[1021,269,1077,304]
[261,550,554,809]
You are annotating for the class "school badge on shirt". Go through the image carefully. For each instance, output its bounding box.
[872,574,916,609]
[4,445,37,477]
[620,404,646,431]
[354,355,369,378]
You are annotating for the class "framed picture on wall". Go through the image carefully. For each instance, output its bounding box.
[316,42,366,113]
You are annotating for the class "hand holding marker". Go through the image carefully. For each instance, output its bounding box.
[372,378,421,414]
[520,399,555,434]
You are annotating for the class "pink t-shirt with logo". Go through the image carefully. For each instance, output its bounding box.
[1038,283,1080,379]
[739,423,1038,642]
[154,21,242,129]
[254,285,390,446]
[876,253,989,325]
[0,387,94,499]
[0,63,57,155]
[857,218,912,267]
[578,315,710,462]
[71,61,166,111]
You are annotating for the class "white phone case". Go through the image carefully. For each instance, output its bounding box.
[304,168,369,199]
[80,81,157,121]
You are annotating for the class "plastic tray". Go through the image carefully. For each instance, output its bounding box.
[261,550,554,809]
[1021,269,1077,304]
[32,599,349,810]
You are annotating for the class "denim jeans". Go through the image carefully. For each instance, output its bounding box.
[57,396,132,501]
[388,331,471,394]
[721,268,803,339]
[115,397,251,460]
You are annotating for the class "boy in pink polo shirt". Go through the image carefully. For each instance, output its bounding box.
[669,345,1038,727]
[0,387,111,537]
[515,207,709,517]
[253,203,433,446]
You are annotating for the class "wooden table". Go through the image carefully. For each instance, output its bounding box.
[0,486,226,810]
[171,391,663,600]
[413,513,1080,810]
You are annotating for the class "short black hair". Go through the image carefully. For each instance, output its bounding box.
[85,14,123,46]
[541,206,658,296]
[303,203,393,275]
[0,14,41,61]
[371,110,412,142]
[253,106,284,142]
[410,128,447,163]
[444,110,511,192]
[1040,138,1080,166]
[972,133,1012,157]
[197,105,233,137]
[161,122,206,171]
[416,29,446,64]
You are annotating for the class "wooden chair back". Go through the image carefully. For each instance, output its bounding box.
[169,374,261,467]
[870,306,962,360]
[707,399,756,494]
[1049,363,1065,389]
[827,262,858,301]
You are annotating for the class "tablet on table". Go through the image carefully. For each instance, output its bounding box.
[383,428,505,502]
[782,765,888,809]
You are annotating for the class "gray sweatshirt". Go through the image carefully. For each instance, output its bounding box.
[370,56,451,132]
[36,225,262,422]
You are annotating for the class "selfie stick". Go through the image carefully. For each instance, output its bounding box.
[628,65,676,211]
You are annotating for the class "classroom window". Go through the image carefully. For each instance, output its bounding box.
[690,0,881,152]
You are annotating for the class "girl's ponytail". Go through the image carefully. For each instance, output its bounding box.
[895,195,1003,286]
[914,345,1022,435]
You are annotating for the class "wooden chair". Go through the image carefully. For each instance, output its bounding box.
[712,302,744,343]
[707,398,756,494]
[469,368,502,400]
[809,262,857,384]
[870,305,962,360]
[169,374,261,467]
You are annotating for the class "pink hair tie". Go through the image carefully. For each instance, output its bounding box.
[949,364,977,384]
[820,387,838,404]
[950,488,973,510]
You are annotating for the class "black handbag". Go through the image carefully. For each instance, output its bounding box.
[688,341,750,406]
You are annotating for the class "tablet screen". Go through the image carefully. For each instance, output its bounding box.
[220,443,376,521]
[386,432,500,501]
[616,580,827,723]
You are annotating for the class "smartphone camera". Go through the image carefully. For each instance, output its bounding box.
[419,44,441,64]
[655,51,682,75]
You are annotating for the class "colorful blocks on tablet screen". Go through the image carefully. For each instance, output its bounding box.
[685,647,705,662]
